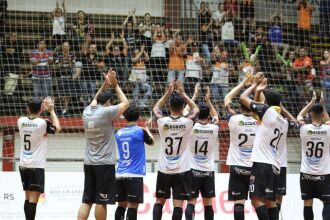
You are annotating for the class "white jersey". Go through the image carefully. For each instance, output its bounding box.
[250,104,289,170]
[221,21,234,41]
[157,116,194,174]
[52,16,65,35]
[227,114,257,167]
[18,117,56,168]
[300,124,330,175]
[189,122,219,171]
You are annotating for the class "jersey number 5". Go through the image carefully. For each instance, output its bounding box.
[24,134,31,151]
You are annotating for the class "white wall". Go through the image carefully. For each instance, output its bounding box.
[7,0,164,17]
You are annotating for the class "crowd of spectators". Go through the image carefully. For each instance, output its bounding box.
[0,0,330,117]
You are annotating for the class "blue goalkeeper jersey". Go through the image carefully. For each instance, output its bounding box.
[116,125,146,176]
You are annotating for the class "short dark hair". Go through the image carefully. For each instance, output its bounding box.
[96,91,114,105]
[239,101,251,113]
[198,103,210,120]
[169,92,185,112]
[36,39,45,45]
[311,104,324,117]
[265,91,282,106]
[27,97,43,114]
[123,105,140,122]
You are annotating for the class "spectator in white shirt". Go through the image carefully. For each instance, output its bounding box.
[51,0,66,50]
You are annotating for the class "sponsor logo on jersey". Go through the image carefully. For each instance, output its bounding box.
[193,129,213,134]
[307,130,327,135]
[238,120,257,126]
[21,123,38,128]
[265,188,273,193]
[231,191,241,196]
[163,124,186,131]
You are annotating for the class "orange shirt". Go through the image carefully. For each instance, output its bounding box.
[298,6,312,30]
[168,46,185,70]
[293,56,313,81]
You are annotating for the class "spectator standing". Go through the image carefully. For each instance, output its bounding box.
[268,11,289,58]
[122,9,138,60]
[167,35,187,84]
[139,13,154,54]
[240,0,254,35]
[30,39,53,98]
[150,24,167,84]
[221,11,238,49]
[185,40,205,97]
[212,3,226,28]
[210,47,234,116]
[55,41,82,116]
[224,0,239,18]
[105,32,128,83]
[320,0,330,41]
[51,0,66,50]
[72,11,93,51]
[79,42,105,104]
[198,2,212,65]
[130,45,152,108]
[320,50,330,109]
[296,0,313,49]
[2,32,22,95]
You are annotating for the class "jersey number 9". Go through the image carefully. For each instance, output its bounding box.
[122,142,130,159]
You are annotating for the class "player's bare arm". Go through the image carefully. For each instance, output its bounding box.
[297,91,317,125]
[43,97,61,134]
[90,71,112,106]
[175,80,199,120]
[183,83,201,115]
[143,118,154,145]
[224,73,253,114]
[110,71,130,116]
[320,91,330,123]
[205,86,219,124]
[153,81,175,118]
[239,72,265,108]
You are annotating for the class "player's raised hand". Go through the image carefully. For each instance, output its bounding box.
[253,72,265,85]
[310,91,317,105]
[194,83,201,97]
[175,80,185,95]
[166,81,175,95]
[205,86,211,103]
[320,91,325,106]
[43,96,55,112]
[256,78,268,92]
[145,118,152,128]
[108,70,118,88]
[243,73,253,86]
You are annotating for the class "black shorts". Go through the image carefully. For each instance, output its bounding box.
[116,177,144,203]
[228,166,251,201]
[277,167,287,195]
[249,162,280,201]
[190,169,215,199]
[300,172,330,201]
[19,166,45,193]
[155,170,192,200]
[82,164,117,204]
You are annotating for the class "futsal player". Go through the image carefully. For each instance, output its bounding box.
[240,73,290,220]
[297,92,330,220]
[18,96,60,220]
[224,73,258,220]
[115,105,154,220]
[152,80,199,220]
[77,70,129,220]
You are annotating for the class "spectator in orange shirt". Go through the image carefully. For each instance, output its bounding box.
[296,0,314,49]
[167,35,187,84]
[293,47,313,82]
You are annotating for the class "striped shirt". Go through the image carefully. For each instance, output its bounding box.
[30,49,53,78]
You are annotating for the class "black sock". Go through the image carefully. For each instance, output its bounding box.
[234,204,244,220]
[24,200,29,219]
[304,206,314,220]
[185,203,195,220]
[126,208,137,220]
[27,202,37,220]
[115,206,126,220]
[256,205,269,220]
[204,205,214,220]
[276,203,281,220]
[172,207,183,220]
[322,203,330,220]
[268,207,277,220]
[153,203,163,220]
